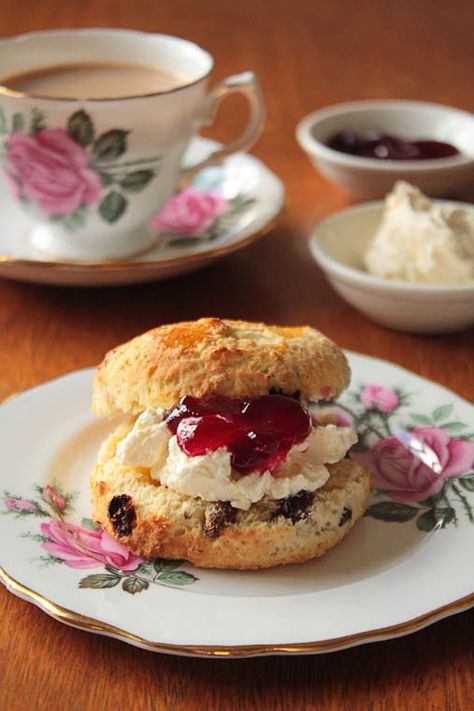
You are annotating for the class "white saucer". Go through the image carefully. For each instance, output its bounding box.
[0,138,284,287]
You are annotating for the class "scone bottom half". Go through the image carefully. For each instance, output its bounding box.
[90,318,370,570]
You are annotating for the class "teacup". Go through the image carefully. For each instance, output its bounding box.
[0,28,265,261]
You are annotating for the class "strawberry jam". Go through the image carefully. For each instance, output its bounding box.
[165,394,312,474]
[327,130,460,160]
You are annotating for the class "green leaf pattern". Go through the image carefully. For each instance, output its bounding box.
[416,508,456,532]
[120,169,154,192]
[11,112,24,132]
[99,191,127,223]
[156,571,198,586]
[92,129,129,162]
[459,475,474,493]
[432,404,454,422]
[79,574,121,590]
[122,577,149,595]
[67,110,94,146]
[153,559,184,573]
[365,502,418,522]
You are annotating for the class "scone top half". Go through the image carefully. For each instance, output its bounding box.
[93,318,350,415]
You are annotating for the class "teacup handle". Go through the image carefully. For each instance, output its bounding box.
[182,71,265,177]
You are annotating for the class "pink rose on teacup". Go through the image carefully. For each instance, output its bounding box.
[7,129,102,216]
[355,426,474,502]
[151,186,228,236]
[41,519,141,571]
[360,384,399,413]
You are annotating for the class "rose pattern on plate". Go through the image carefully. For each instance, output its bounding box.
[1,484,198,595]
[314,386,474,531]
[356,427,474,502]
[0,107,160,229]
[360,384,399,413]
[41,519,142,572]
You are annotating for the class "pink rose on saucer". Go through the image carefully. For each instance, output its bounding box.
[7,129,102,216]
[41,519,142,571]
[355,426,474,502]
[151,186,228,236]
[360,384,399,413]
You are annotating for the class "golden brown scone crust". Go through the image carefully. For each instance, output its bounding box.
[93,318,350,415]
[90,421,371,570]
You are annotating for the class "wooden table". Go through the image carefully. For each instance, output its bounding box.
[0,1,472,709]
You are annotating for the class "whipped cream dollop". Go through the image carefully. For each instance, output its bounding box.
[364,181,474,284]
[116,407,357,510]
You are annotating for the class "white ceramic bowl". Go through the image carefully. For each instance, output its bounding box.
[296,100,474,200]
[309,201,474,334]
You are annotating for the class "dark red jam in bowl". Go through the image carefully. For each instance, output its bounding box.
[326,130,460,161]
[165,394,312,474]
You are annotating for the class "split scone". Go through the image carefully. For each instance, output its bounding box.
[90,318,371,569]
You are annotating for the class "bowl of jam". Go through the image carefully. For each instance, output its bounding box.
[296,100,474,200]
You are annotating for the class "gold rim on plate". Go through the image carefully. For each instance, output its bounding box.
[0,564,471,656]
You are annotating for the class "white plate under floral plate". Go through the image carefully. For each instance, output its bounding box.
[0,137,284,287]
[0,353,472,657]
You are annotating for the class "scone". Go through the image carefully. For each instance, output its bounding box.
[90,318,371,569]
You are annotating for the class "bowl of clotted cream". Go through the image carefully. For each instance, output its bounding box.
[309,181,474,333]
[296,100,474,200]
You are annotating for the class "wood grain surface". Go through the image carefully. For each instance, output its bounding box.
[0,1,472,709]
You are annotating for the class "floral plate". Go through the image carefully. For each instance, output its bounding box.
[0,353,472,657]
[0,137,284,287]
